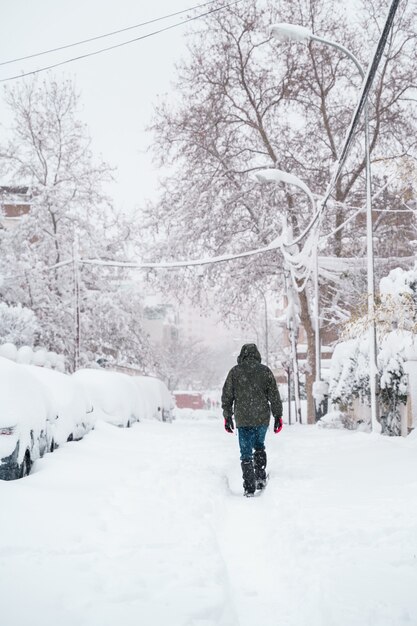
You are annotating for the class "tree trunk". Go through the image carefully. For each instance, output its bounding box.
[298,288,316,424]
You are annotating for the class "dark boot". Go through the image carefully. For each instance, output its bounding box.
[254,449,267,489]
[241,460,256,496]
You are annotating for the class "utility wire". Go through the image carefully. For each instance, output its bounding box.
[320,0,401,214]
[0,0,401,281]
[0,0,242,83]
[318,175,395,244]
[21,0,398,277]
[281,0,401,251]
[0,0,220,67]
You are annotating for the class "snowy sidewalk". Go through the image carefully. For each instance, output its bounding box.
[1,419,417,626]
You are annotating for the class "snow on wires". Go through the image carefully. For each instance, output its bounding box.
[319,0,401,216]
[268,0,401,289]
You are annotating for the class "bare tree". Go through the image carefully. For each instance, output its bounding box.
[152,337,230,391]
[147,0,417,421]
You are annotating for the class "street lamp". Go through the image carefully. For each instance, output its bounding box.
[270,23,380,433]
[255,167,321,422]
[258,289,269,367]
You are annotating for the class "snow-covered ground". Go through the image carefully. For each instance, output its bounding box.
[1,413,417,626]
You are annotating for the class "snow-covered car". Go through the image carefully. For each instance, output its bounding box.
[73,368,141,428]
[0,356,51,480]
[23,365,95,447]
[133,376,175,422]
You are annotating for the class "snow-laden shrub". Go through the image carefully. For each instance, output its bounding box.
[317,410,346,430]
[329,265,417,435]
[33,348,48,367]
[0,342,66,371]
[0,342,18,361]
[329,331,411,435]
[47,351,58,367]
[328,340,358,410]
[16,345,34,364]
[378,332,409,436]
[0,302,38,346]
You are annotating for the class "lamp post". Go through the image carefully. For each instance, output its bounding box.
[255,168,320,422]
[260,290,269,367]
[270,23,380,432]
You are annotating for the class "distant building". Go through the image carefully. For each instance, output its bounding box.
[142,296,179,346]
[0,186,31,230]
[177,300,236,347]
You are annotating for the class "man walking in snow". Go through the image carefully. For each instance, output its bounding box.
[222,343,283,496]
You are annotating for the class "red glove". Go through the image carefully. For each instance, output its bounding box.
[224,416,234,433]
[274,417,283,434]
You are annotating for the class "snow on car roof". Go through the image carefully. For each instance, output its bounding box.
[0,356,48,429]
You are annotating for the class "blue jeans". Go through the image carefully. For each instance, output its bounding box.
[238,425,268,462]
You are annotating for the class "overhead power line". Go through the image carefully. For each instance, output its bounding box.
[0,0,220,67]
[0,0,402,286]
[280,0,401,252]
[0,0,242,83]
[320,0,401,214]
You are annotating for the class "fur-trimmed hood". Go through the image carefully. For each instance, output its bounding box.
[237,343,262,364]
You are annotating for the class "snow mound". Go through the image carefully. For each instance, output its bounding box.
[0,343,18,361]
[317,410,345,429]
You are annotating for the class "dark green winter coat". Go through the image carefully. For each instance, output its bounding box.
[221,343,282,428]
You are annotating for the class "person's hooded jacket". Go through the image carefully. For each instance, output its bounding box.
[221,343,282,428]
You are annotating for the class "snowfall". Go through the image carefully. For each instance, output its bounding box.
[1,408,417,626]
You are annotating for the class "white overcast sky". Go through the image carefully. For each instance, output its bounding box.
[0,0,203,212]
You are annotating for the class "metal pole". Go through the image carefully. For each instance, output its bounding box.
[285,269,302,424]
[289,317,302,424]
[314,243,321,383]
[311,34,380,431]
[73,239,80,372]
[365,104,380,432]
[263,292,269,367]
[313,239,323,421]
[287,365,292,425]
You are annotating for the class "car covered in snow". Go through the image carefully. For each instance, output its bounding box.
[133,376,174,422]
[22,364,95,447]
[0,356,51,480]
[73,368,142,428]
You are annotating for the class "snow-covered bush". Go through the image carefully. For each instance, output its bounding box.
[329,265,417,435]
[0,303,38,347]
[0,342,66,371]
[378,332,409,436]
[16,346,33,364]
[317,410,346,430]
[0,342,18,361]
[328,340,360,410]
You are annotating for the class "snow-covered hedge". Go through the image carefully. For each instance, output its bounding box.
[0,342,66,371]
[328,265,417,435]
[329,331,411,433]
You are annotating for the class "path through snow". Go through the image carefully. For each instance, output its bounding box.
[1,418,417,626]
